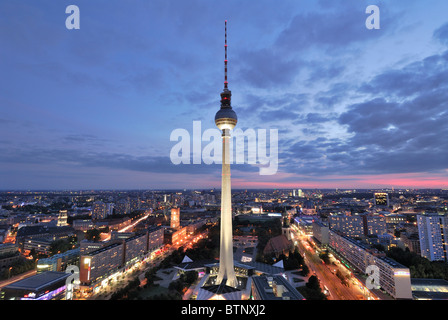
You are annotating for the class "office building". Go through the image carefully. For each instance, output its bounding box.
[170,207,180,230]
[374,193,390,207]
[92,201,107,220]
[57,210,68,227]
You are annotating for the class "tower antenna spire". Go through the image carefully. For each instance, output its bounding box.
[224,20,228,89]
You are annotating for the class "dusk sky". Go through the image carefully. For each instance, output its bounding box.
[1,0,448,190]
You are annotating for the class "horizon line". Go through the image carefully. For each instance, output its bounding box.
[1,187,448,192]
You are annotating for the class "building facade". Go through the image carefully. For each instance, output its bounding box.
[417,213,448,262]
[92,201,107,220]
[329,215,365,238]
[329,230,412,299]
[312,221,329,246]
[170,207,180,230]
[328,214,386,238]
[79,242,124,285]
[79,226,164,286]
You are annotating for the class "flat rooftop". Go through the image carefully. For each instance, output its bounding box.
[3,271,69,292]
[252,275,305,300]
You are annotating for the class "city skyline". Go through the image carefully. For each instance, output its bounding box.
[1,1,448,190]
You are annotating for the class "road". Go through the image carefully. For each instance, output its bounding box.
[292,228,374,300]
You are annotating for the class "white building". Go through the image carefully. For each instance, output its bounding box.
[329,230,412,299]
[417,213,448,262]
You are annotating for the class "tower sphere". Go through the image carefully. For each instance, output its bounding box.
[215,107,237,130]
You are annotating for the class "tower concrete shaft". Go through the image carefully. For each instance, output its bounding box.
[216,128,238,288]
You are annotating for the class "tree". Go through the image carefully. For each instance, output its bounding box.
[168,278,185,293]
[319,251,331,264]
[306,275,320,291]
[50,238,75,255]
[386,247,448,281]
[85,228,101,241]
[301,264,310,277]
[297,275,327,300]
[182,271,198,285]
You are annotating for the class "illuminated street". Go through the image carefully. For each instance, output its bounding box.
[291,226,378,300]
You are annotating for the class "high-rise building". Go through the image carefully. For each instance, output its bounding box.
[417,213,448,262]
[105,203,114,216]
[170,207,180,230]
[57,210,68,227]
[92,201,107,220]
[115,198,130,215]
[374,192,390,207]
[214,20,238,289]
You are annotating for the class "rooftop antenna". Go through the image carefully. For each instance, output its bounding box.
[224,20,228,89]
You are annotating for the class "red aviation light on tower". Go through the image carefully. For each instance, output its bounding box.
[224,20,228,89]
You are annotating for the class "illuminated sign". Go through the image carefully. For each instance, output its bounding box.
[268,213,282,217]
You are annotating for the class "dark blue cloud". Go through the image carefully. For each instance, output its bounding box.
[280,41,448,177]
[433,22,448,46]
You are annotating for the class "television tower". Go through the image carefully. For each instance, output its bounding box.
[215,20,238,288]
